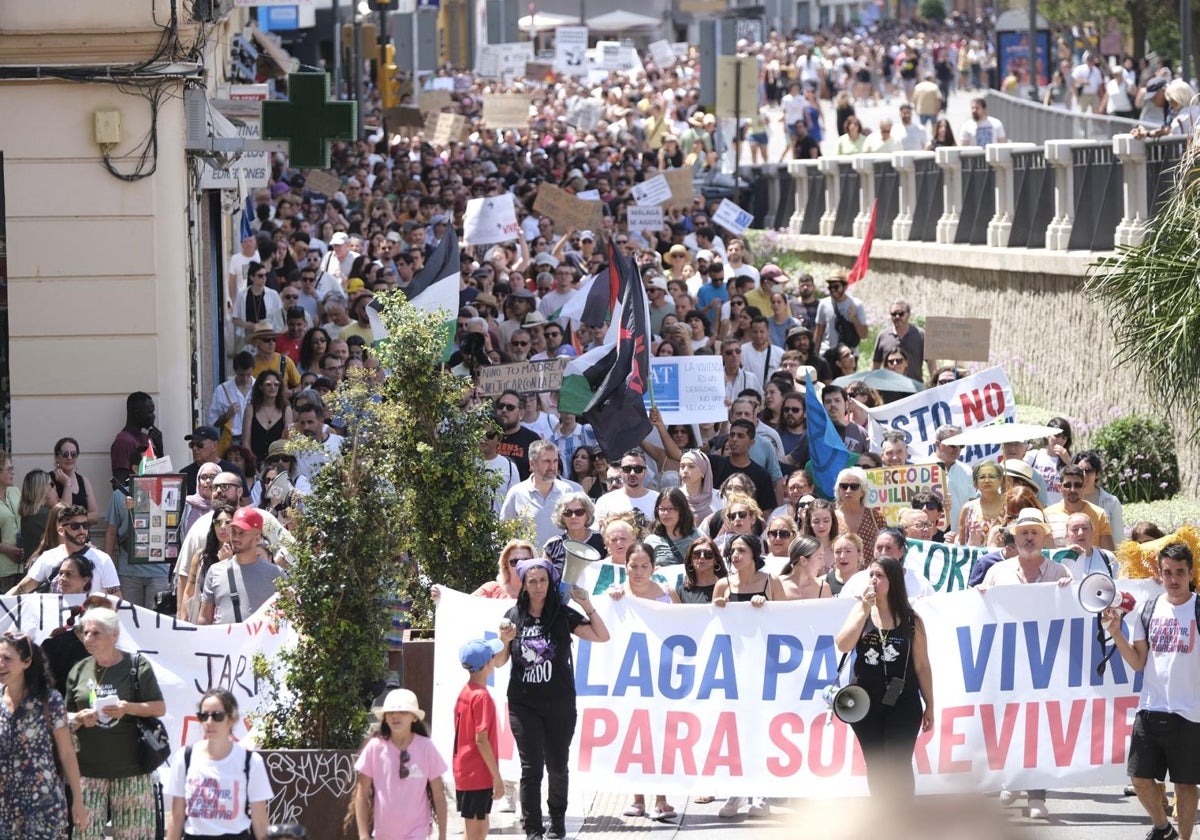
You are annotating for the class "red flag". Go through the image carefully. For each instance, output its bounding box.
[846,198,878,286]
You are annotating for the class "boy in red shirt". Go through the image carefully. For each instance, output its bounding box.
[454,638,506,840]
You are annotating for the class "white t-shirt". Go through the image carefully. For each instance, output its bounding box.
[593,489,659,523]
[165,742,274,836]
[1129,594,1200,722]
[959,116,1006,147]
[838,567,935,600]
[28,545,120,593]
[484,454,520,515]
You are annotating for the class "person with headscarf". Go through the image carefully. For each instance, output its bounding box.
[677,450,717,523]
[493,558,610,840]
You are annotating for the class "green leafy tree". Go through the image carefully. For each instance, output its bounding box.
[919,0,946,21]
[255,295,512,749]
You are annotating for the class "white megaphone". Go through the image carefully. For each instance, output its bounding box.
[561,539,602,587]
[821,683,871,725]
[1078,571,1136,614]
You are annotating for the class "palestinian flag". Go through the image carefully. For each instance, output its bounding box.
[558,243,652,459]
[553,259,616,334]
[367,226,461,359]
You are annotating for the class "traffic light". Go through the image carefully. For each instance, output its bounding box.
[381,44,401,108]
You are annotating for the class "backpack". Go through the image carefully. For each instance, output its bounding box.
[184,744,254,820]
[1139,593,1200,640]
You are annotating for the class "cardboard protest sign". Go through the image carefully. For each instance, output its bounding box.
[925,316,992,362]
[303,169,341,196]
[482,93,533,128]
[533,183,605,231]
[426,112,469,145]
[476,359,566,396]
[383,106,426,128]
[418,89,454,114]
[663,168,695,208]
[862,464,948,527]
[463,194,520,246]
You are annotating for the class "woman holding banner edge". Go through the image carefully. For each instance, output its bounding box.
[835,554,934,798]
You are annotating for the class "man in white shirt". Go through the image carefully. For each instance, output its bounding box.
[592,448,659,522]
[295,403,343,479]
[500,440,579,546]
[863,119,901,154]
[481,428,520,515]
[227,235,259,311]
[208,351,255,445]
[896,104,927,151]
[1071,52,1105,114]
[740,317,782,384]
[721,339,762,403]
[6,505,122,597]
[959,97,1007,147]
[1105,542,1200,840]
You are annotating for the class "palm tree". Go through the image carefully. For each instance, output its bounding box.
[1084,141,1200,418]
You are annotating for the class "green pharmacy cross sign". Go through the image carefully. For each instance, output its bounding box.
[261,73,357,169]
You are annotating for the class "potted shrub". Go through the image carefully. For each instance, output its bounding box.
[253,296,510,836]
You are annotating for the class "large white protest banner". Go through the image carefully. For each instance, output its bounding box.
[639,357,727,424]
[865,366,1016,465]
[434,579,1161,796]
[463,194,520,246]
[0,596,293,751]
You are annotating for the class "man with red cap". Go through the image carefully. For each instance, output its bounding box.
[197,507,286,625]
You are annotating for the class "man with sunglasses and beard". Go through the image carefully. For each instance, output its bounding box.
[593,449,659,522]
[7,504,122,597]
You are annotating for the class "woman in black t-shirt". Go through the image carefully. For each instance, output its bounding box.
[834,554,934,796]
[495,559,610,840]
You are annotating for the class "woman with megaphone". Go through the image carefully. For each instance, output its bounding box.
[834,551,934,797]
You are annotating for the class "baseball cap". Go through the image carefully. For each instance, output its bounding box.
[579,230,596,242]
[185,425,220,443]
[330,232,349,246]
[459,638,505,672]
[230,508,264,532]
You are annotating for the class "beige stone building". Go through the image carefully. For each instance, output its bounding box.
[0,2,250,511]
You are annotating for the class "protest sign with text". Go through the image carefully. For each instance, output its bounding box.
[463,194,520,246]
[0,596,291,751]
[433,581,1160,796]
[640,357,727,424]
[555,26,589,75]
[632,174,672,206]
[476,359,566,396]
[865,366,1015,465]
[626,205,664,235]
[713,198,754,236]
[533,183,605,232]
[863,464,947,528]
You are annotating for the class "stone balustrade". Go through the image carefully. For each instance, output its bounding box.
[764,134,1189,252]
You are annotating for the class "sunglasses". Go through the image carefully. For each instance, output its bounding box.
[563,508,588,517]
[57,450,79,459]
[1061,482,1083,490]
[63,521,90,531]
[917,502,941,511]
[886,358,906,366]
[197,711,228,722]
[188,441,210,449]
[507,555,533,566]
[783,406,803,414]
[768,529,793,539]
[496,403,520,411]
[399,749,411,779]
[620,465,646,474]
[214,483,241,491]
[838,483,861,491]
[727,510,751,521]
[890,311,907,318]
[691,548,715,559]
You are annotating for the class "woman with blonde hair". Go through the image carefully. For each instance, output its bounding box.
[18,470,58,560]
[835,466,886,562]
[474,540,535,599]
[825,533,865,596]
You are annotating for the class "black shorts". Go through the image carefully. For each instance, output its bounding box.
[1128,710,1200,784]
[457,787,495,820]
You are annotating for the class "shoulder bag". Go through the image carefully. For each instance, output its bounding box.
[130,653,171,773]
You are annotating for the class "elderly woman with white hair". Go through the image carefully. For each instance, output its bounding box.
[65,607,166,840]
[542,492,607,571]
[834,466,887,563]
[1165,79,1199,137]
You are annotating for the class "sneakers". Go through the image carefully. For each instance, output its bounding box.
[718,797,744,818]
[545,818,567,839]
[1145,824,1179,840]
[500,781,517,813]
[1027,800,1049,820]
[747,797,772,818]
[998,788,1017,805]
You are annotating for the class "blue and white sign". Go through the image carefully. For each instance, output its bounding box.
[643,357,726,423]
[260,5,299,29]
[713,197,754,236]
